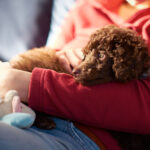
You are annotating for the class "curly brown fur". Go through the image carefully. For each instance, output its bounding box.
[10,47,67,73]
[73,25,150,85]
[10,25,150,149]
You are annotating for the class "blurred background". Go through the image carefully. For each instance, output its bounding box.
[0,0,76,61]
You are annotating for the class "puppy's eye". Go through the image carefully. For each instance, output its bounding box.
[98,53,105,60]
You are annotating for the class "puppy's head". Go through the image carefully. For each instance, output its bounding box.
[73,25,150,85]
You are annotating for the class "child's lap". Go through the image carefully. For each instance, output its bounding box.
[0,117,100,150]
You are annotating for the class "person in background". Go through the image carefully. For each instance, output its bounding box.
[0,0,150,150]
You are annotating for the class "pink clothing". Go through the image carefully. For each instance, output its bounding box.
[28,0,150,149]
[53,0,150,52]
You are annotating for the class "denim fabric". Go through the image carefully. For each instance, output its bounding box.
[0,117,100,150]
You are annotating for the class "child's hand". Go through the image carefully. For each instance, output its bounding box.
[0,61,11,69]
[0,62,13,98]
[56,48,84,73]
[0,62,31,103]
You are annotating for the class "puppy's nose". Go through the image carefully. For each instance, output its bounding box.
[72,69,81,76]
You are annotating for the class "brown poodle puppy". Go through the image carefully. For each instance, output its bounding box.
[10,25,150,150]
[10,25,149,86]
[73,25,149,85]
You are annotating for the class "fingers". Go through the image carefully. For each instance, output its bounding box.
[56,48,84,73]
[58,55,72,73]
[74,48,84,60]
[65,49,81,68]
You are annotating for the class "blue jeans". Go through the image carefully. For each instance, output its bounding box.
[0,117,100,150]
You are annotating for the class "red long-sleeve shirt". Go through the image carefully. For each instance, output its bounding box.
[28,0,150,149]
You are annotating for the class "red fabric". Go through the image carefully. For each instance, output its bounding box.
[53,0,150,51]
[28,1,150,150]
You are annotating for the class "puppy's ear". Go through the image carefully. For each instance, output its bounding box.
[111,47,139,82]
[112,57,146,82]
[111,46,149,82]
[112,63,137,82]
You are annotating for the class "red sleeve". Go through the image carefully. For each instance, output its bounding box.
[28,68,150,133]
